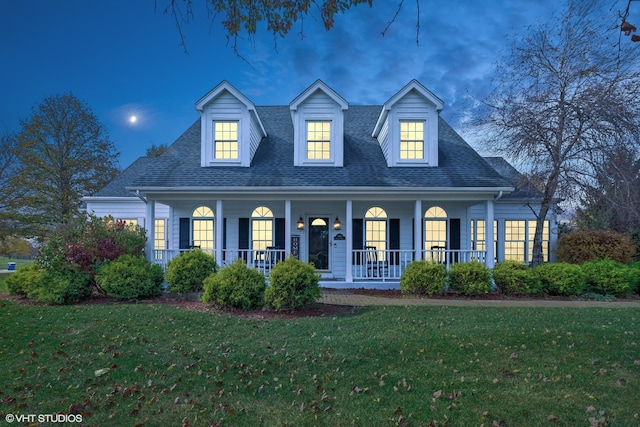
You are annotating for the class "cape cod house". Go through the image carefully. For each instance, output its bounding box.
[84,80,557,288]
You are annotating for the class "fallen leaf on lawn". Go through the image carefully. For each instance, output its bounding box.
[94,368,110,377]
[548,414,559,422]
[433,390,442,399]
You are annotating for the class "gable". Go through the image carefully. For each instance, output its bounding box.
[373,80,443,167]
[196,81,266,167]
[290,80,348,167]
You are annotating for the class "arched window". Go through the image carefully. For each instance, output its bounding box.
[192,206,214,251]
[365,207,387,257]
[424,206,447,255]
[251,206,274,251]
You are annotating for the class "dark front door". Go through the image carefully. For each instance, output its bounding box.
[308,217,329,270]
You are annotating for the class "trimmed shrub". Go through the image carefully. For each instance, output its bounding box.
[400,260,446,296]
[31,269,93,305]
[448,261,492,296]
[165,250,217,295]
[5,264,44,296]
[629,261,640,294]
[202,259,266,309]
[557,230,636,264]
[6,263,91,304]
[264,257,321,311]
[581,259,634,297]
[535,263,585,296]
[96,255,164,300]
[492,260,542,295]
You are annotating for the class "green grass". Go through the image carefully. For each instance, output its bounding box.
[0,301,638,426]
[0,256,34,269]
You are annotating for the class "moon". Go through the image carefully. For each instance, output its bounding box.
[129,115,137,124]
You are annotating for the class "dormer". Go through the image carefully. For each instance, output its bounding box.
[289,80,348,167]
[195,81,267,167]
[372,80,444,167]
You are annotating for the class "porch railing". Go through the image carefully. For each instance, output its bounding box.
[152,248,286,276]
[152,248,486,280]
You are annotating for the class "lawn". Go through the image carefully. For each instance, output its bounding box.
[0,299,638,426]
[0,256,34,270]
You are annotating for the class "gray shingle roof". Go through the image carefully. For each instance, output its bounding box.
[92,156,156,197]
[99,106,512,195]
[482,156,542,200]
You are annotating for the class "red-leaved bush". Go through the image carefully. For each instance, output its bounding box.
[36,214,147,298]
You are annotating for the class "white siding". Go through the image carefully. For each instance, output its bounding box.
[200,91,265,167]
[86,199,169,227]
[374,88,440,167]
[292,90,345,167]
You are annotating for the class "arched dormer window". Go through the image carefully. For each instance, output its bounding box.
[192,206,214,251]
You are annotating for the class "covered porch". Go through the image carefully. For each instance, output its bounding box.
[141,189,502,288]
[152,247,487,281]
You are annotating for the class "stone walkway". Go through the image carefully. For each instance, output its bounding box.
[319,288,640,308]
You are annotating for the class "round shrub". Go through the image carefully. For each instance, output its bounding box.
[581,259,634,297]
[5,264,44,296]
[165,250,217,295]
[448,261,492,296]
[535,263,585,296]
[96,255,164,300]
[492,260,542,295]
[629,261,640,295]
[400,260,446,296]
[30,269,92,305]
[264,257,321,311]
[202,259,266,309]
[557,230,636,264]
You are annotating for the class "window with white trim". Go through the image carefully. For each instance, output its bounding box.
[425,207,447,261]
[470,219,497,258]
[251,206,274,251]
[365,207,387,260]
[154,219,167,251]
[306,121,331,160]
[400,121,424,160]
[192,206,214,251]
[214,121,239,160]
[504,220,549,263]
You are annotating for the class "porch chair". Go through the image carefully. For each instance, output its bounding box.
[254,246,279,270]
[430,245,447,264]
[365,246,388,277]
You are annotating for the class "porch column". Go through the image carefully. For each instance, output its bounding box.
[346,199,353,282]
[414,200,422,260]
[145,200,155,263]
[485,199,495,268]
[285,200,292,255]
[215,200,223,264]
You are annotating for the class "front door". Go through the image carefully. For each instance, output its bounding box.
[308,217,329,270]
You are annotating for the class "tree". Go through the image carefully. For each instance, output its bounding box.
[146,143,168,157]
[158,0,418,54]
[479,1,640,266]
[577,144,640,233]
[0,131,24,238]
[11,94,120,237]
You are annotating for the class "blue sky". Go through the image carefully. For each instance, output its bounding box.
[0,1,628,168]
